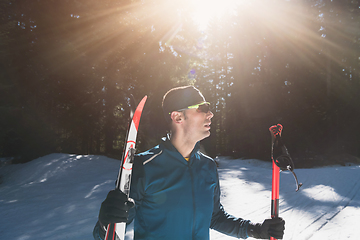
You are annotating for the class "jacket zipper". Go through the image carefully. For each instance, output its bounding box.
[188,161,196,240]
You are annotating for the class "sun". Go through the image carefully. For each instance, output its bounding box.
[190,0,241,30]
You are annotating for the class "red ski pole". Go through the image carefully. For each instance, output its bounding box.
[269,124,282,240]
[269,124,302,240]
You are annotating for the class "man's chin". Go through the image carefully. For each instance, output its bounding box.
[199,131,211,141]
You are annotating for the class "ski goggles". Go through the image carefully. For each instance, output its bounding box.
[171,102,211,114]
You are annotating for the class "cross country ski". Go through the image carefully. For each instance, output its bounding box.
[105,95,147,240]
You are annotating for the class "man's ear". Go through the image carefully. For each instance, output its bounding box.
[170,111,183,124]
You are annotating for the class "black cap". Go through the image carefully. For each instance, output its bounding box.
[162,86,207,122]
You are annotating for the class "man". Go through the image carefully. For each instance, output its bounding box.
[93,86,285,240]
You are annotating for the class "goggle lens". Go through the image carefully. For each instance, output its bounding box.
[196,104,210,113]
[170,102,210,114]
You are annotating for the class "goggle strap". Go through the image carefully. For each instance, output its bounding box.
[187,102,210,109]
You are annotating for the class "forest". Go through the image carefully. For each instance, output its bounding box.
[1,0,359,166]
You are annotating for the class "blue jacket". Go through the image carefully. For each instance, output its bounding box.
[128,137,249,239]
[93,137,250,240]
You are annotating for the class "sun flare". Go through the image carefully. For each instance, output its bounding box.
[190,0,241,30]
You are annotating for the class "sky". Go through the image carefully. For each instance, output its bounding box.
[1,153,359,240]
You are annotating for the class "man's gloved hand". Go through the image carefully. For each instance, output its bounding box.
[247,218,285,239]
[98,189,135,226]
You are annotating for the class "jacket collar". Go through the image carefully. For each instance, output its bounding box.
[160,135,200,161]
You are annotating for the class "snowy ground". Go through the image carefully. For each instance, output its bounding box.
[1,153,359,240]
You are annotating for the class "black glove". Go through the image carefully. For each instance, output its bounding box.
[98,189,135,226]
[247,218,285,239]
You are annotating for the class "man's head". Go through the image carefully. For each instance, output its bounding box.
[162,86,213,143]
[162,86,209,123]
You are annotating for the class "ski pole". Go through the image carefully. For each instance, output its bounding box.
[269,124,302,240]
[269,124,281,240]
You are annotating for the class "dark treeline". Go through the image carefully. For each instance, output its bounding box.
[1,0,359,166]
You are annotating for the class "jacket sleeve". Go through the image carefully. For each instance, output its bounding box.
[210,169,250,239]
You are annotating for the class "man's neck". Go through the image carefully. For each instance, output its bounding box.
[169,132,197,159]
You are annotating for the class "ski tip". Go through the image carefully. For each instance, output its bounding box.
[138,95,147,108]
[132,95,148,130]
[138,95,147,105]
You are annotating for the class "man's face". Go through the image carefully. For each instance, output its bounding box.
[181,105,214,142]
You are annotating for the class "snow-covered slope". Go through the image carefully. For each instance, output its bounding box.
[0,154,359,240]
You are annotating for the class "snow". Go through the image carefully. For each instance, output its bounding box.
[1,153,359,240]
